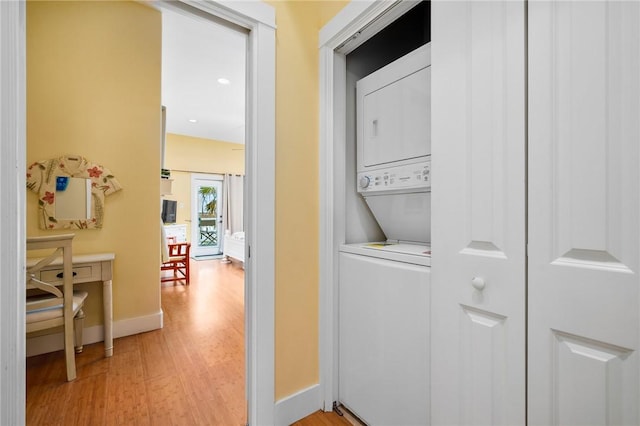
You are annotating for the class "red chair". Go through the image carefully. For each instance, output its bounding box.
[161,242,191,285]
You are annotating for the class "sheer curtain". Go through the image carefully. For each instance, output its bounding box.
[223,174,244,234]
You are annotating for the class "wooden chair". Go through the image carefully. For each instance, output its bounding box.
[161,242,191,285]
[26,234,87,382]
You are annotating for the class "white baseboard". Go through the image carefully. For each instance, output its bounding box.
[26,310,163,357]
[275,384,322,426]
[113,310,163,338]
[26,325,104,357]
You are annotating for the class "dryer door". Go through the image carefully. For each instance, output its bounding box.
[357,44,431,171]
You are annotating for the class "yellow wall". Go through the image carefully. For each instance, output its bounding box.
[26,1,162,326]
[26,0,350,403]
[267,0,348,400]
[164,133,245,240]
[165,133,245,174]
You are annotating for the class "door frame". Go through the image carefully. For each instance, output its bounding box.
[318,0,423,411]
[0,1,26,424]
[0,1,276,425]
[160,3,275,423]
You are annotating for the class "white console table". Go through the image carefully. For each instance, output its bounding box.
[26,253,115,357]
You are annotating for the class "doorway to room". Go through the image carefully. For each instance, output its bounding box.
[2,1,275,424]
[191,174,224,258]
[160,3,247,260]
[159,4,249,424]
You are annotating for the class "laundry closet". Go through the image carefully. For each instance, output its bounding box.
[323,1,640,425]
[337,3,431,425]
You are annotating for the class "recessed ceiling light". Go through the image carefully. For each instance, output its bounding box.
[188,119,198,123]
[217,78,230,85]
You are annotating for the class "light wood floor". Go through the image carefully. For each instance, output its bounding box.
[26,258,350,426]
[27,259,245,425]
[292,410,353,426]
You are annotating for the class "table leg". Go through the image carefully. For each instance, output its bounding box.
[103,279,113,357]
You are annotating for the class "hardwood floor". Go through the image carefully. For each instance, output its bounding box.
[26,258,351,426]
[292,410,353,426]
[26,258,246,426]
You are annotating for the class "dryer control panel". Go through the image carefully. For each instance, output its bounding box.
[357,161,431,194]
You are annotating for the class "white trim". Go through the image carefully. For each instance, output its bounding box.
[176,3,276,424]
[318,0,420,413]
[113,311,164,338]
[0,1,26,425]
[318,1,420,52]
[318,0,379,48]
[27,326,105,357]
[274,384,322,426]
[26,311,164,357]
[191,172,224,181]
[201,0,274,29]
[177,3,276,425]
[244,20,276,426]
[318,45,346,412]
[169,0,276,425]
[182,0,275,30]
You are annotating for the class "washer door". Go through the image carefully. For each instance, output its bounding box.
[339,252,430,425]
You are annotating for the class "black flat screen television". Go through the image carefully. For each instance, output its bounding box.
[162,199,177,224]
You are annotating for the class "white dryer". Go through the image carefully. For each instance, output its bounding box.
[355,42,431,247]
[357,43,431,175]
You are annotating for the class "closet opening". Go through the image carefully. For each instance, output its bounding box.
[321,2,432,424]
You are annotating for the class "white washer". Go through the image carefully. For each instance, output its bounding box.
[338,249,430,425]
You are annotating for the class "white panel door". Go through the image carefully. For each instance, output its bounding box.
[528,1,640,424]
[431,1,526,425]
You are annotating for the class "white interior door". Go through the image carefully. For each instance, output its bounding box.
[191,174,223,257]
[431,1,526,425]
[528,2,640,424]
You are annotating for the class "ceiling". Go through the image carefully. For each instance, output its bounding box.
[161,9,247,144]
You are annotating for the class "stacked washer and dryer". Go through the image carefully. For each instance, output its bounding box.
[338,43,431,425]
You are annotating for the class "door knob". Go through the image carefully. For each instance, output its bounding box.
[471,277,486,291]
